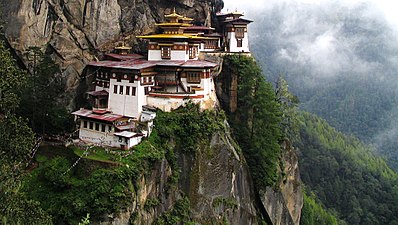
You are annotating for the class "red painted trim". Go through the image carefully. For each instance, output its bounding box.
[149,93,205,99]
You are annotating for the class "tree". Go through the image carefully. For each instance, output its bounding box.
[0,38,52,224]
[275,76,300,140]
[224,55,282,187]
[18,47,72,134]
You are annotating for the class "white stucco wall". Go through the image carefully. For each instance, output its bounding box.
[227,31,250,52]
[79,121,115,146]
[108,78,150,118]
[171,50,189,61]
[148,49,162,61]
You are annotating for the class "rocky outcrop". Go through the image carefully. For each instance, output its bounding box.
[183,124,258,224]
[261,140,303,225]
[215,58,304,225]
[0,0,215,108]
[99,122,259,224]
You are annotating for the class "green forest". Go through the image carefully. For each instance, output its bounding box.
[296,111,398,224]
[224,55,398,225]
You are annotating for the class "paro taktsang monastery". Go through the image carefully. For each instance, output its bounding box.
[72,9,252,149]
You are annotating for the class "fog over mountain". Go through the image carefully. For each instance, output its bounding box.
[232,0,398,169]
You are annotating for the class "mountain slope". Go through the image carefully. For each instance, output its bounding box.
[296,111,398,225]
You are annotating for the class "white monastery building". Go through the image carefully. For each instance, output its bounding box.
[72,9,253,149]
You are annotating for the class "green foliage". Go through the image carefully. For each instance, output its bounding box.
[18,47,73,134]
[301,191,340,225]
[212,197,238,210]
[23,156,137,224]
[0,37,52,224]
[275,76,300,140]
[0,42,27,114]
[153,197,194,225]
[222,55,282,188]
[155,103,225,152]
[144,198,161,211]
[297,111,398,224]
[78,213,90,225]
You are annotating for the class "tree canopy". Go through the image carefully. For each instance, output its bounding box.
[222,55,282,188]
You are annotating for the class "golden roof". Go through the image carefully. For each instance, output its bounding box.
[137,33,213,40]
[182,16,194,21]
[115,46,132,50]
[164,8,184,19]
[155,22,192,27]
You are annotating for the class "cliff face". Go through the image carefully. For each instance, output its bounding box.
[99,124,259,224]
[261,140,303,225]
[215,58,303,225]
[0,0,214,107]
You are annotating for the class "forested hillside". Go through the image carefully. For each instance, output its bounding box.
[248,1,398,170]
[296,111,398,225]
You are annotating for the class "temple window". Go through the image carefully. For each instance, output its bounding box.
[187,72,201,83]
[189,46,197,59]
[161,47,171,59]
[126,86,130,95]
[83,120,87,128]
[237,39,243,47]
[235,28,245,38]
[119,85,124,95]
[113,85,118,94]
[132,87,136,96]
[89,122,93,130]
[95,123,100,131]
[101,124,106,132]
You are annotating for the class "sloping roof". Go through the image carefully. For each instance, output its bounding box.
[114,131,144,138]
[72,109,123,122]
[104,53,143,61]
[88,59,157,70]
[88,59,217,70]
[183,26,215,31]
[87,90,109,96]
[181,60,217,68]
[224,18,253,24]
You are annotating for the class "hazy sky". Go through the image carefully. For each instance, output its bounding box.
[223,0,398,27]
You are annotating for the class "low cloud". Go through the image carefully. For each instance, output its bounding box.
[244,0,398,165]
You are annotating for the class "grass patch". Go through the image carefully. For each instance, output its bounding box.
[71,146,120,164]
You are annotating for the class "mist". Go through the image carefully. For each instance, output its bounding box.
[235,0,398,168]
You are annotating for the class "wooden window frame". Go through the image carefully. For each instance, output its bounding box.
[132,87,136,96]
[235,27,245,38]
[126,86,130,95]
[161,47,171,59]
[237,39,243,47]
[187,72,201,83]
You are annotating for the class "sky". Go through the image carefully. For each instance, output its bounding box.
[223,0,398,27]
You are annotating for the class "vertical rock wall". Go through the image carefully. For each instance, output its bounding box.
[99,124,260,225]
[215,58,304,225]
